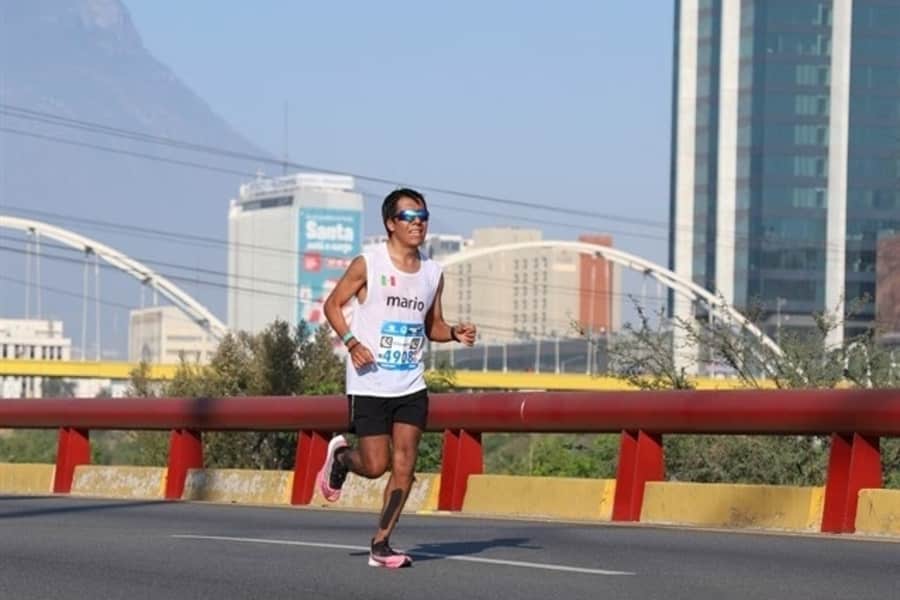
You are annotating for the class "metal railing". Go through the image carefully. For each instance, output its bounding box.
[2,389,898,534]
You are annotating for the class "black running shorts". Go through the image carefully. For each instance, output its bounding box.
[347,388,429,437]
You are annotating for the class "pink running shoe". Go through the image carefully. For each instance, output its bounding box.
[316,434,349,502]
[368,539,413,569]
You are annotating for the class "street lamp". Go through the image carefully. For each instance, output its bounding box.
[776,297,787,345]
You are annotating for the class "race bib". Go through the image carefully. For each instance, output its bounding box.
[377,321,425,371]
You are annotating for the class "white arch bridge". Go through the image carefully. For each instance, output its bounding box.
[0,216,228,345]
[438,240,785,362]
[1,217,784,366]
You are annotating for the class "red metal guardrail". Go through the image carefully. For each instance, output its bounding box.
[2,389,899,533]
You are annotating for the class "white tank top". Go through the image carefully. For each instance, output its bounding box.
[345,242,443,397]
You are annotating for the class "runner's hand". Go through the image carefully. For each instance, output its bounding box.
[455,323,477,346]
[349,343,375,369]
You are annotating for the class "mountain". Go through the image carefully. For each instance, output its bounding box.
[0,0,270,354]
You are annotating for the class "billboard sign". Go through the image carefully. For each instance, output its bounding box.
[298,208,361,328]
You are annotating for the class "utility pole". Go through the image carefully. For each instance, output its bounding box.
[282,101,290,175]
[776,297,787,346]
[554,336,560,374]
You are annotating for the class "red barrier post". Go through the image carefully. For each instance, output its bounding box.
[291,430,330,505]
[165,428,203,500]
[438,429,483,511]
[53,427,91,493]
[821,433,882,533]
[612,429,664,521]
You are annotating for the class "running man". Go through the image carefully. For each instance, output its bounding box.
[318,188,476,568]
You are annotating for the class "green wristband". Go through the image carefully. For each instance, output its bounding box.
[341,331,355,345]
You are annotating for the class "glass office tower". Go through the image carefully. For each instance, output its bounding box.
[670,0,900,348]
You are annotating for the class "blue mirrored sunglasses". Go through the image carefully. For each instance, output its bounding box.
[392,209,429,223]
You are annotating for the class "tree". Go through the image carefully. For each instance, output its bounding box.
[125,361,170,466]
[0,429,57,463]
[607,304,694,391]
[125,320,348,471]
[202,322,301,470]
[297,323,344,395]
[607,296,900,487]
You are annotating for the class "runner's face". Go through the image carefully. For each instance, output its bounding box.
[388,197,428,246]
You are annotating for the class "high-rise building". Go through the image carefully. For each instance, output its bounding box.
[129,306,218,364]
[0,318,71,398]
[441,228,619,343]
[670,1,900,346]
[579,234,621,336]
[364,233,473,261]
[228,174,363,334]
[876,233,900,345]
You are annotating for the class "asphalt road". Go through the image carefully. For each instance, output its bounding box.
[0,495,897,599]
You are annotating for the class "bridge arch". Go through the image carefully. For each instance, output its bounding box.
[1,215,228,340]
[438,240,785,359]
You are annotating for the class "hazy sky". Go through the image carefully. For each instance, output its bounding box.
[123,1,675,264]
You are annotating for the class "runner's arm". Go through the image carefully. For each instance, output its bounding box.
[323,256,366,342]
[426,275,476,345]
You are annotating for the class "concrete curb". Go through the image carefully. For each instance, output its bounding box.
[5,462,898,541]
[461,474,617,521]
[182,469,293,504]
[71,465,166,499]
[855,489,900,536]
[0,463,55,494]
[640,482,825,532]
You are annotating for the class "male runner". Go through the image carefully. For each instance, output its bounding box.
[318,188,476,568]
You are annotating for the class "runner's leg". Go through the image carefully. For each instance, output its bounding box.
[372,422,422,543]
[339,434,391,478]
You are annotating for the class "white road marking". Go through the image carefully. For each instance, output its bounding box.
[172,534,635,576]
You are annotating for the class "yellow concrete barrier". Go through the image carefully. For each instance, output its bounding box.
[640,482,825,531]
[182,469,292,504]
[461,475,616,521]
[71,466,166,499]
[309,472,441,514]
[855,489,900,536]
[0,463,54,494]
